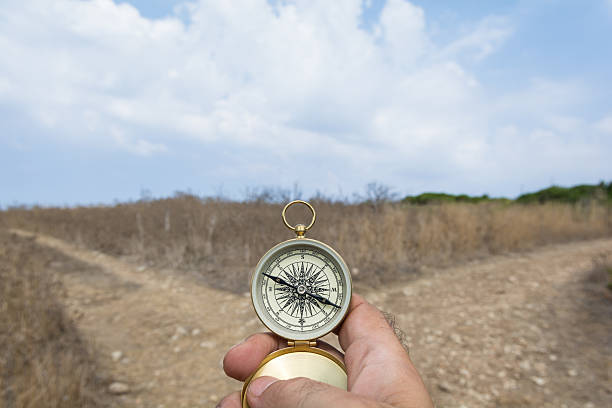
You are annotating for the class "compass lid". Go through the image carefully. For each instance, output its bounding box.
[240,346,347,408]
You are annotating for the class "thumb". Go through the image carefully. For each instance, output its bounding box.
[246,376,373,408]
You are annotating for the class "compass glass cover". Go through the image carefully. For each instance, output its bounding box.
[251,239,351,340]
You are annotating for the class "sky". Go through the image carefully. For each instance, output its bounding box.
[1,0,611,206]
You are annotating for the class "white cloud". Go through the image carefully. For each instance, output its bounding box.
[0,0,608,199]
[595,115,612,134]
[439,16,513,62]
[111,127,167,156]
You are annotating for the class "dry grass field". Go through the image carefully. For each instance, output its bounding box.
[1,199,611,408]
[2,198,610,292]
[0,230,108,408]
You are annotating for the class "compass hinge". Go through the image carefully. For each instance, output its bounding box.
[288,340,317,347]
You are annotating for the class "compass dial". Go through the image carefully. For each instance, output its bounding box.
[251,239,351,340]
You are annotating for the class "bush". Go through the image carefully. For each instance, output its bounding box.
[517,182,612,204]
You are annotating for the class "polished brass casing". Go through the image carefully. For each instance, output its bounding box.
[241,201,352,408]
[241,346,347,408]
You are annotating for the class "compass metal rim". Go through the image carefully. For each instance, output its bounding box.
[250,238,352,341]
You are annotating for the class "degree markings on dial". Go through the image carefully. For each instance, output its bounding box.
[260,248,345,332]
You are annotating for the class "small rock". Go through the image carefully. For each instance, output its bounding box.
[170,334,179,342]
[508,276,517,283]
[437,382,453,393]
[111,351,123,362]
[519,360,531,371]
[534,362,547,374]
[199,341,215,349]
[530,376,546,386]
[567,369,577,377]
[548,354,558,361]
[503,379,517,390]
[209,394,218,402]
[173,346,181,353]
[108,382,130,394]
[191,328,201,336]
[176,326,188,336]
[460,368,470,378]
[450,333,462,344]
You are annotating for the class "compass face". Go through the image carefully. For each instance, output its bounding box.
[251,239,352,340]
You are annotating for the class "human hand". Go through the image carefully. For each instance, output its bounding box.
[218,294,434,408]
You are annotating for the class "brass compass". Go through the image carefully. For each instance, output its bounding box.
[241,200,353,407]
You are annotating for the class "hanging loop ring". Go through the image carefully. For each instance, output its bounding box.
[281,200,316,237]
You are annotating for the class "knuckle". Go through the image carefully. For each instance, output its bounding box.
[286,377,319,393]
[279,377,326,407]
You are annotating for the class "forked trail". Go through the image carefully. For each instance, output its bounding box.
[11,229,612,408]
[11,228,262,407]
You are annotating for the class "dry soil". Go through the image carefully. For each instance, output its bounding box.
[9,229,612,408]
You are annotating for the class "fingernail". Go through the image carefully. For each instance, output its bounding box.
[248,376,279,397]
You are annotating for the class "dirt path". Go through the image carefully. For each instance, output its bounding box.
[11,229,265,407]
[11,229,612,408]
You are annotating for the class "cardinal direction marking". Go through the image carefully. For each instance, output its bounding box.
[265,251,342,331]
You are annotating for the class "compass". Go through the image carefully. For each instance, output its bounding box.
[241,200,352,407]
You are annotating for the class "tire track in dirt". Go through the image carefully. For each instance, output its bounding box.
[10,229,612,407]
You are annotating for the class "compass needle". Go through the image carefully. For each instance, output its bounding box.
[245,200,352,406]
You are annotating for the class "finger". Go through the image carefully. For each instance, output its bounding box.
[223,333,284,381]
[223,333,344,381]
[337,294,405,356]
[216,391,241,408]
[246,376,374,408]
[337,294,433,407]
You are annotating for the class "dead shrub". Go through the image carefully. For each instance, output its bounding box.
[1,199,610,293]
[0,231,107,408]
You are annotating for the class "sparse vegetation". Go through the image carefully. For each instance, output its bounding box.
[592,253,612,291]
[0,231,107,408]
[516,181,612,204]
[2,193,610,293]
[0,183,611,407]
[402,181,612,205]
[402,192,509,205]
